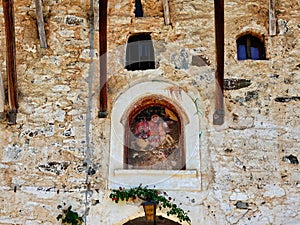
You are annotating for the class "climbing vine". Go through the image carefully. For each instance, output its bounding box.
[109,185,191,224]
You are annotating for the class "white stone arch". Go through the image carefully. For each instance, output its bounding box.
[108,79,202,191]
[112,210,188,225]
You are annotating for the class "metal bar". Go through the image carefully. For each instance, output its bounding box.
[34,0,48,48]
[99,0,108,118]
[213,0,225,125]
[3,0,18,124]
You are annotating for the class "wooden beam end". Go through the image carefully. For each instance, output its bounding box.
[98,110,108,118]
[213,109,224,125]
[7,109,17,125]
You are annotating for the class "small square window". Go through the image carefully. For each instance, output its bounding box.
[237,34,265,60]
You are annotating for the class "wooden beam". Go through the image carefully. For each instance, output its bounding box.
[3,0,18,124]
[98,0,108,118]
[0,70,5,113]
[34,0,47,48]
[162,0,170,25]
[213,0,225,125]
[269,0,276,36]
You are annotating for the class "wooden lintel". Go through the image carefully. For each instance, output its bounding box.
[34,0,48,48]
[213,0,225,125]
[162,0,170,25]
[269,0,276,36]
[3,0,18,124]
[99,0,108,118]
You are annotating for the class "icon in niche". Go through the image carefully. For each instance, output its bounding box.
[127,105,182,170]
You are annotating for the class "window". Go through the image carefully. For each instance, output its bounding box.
[237,34,266,60]
[125,34,155,71]
[125,97,185,170]
[135,0,143,17]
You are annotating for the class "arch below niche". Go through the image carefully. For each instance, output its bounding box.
[109,79,202,191]
[123,216,181,225]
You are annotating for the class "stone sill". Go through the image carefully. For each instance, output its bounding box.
[109,169,201,191]
[114,169,198,177]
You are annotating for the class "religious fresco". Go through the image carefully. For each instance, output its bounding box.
[126,105,183,170]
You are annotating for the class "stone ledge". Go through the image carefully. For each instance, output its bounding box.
[114,169,198,177]
[109,169,201,191]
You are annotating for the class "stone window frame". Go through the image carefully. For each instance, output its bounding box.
[108,80,202,191]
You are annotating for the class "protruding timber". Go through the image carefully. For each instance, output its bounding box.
[0,70,5,113]
[162,0,170,25]
[3,0,18,124]
[98,0,108,118]
[34,0,48,48]
[269,0,276,36]
[213,0,225,125]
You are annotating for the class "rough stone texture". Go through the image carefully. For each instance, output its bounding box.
[0,0,300,224]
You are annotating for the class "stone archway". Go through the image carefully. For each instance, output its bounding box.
[123,216,181,225]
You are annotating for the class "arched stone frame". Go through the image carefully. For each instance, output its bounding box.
[109,80,202,191]
[122,95,188,170]
[110,210,187,225]
[123,216,181,224]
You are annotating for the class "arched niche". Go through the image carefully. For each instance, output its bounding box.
[122,95,188,170]
[109,80,202,191]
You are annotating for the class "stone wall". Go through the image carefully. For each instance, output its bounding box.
[0,0,299,224]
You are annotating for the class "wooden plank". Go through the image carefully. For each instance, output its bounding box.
[0,70,5,112]
[162,0,170,25]
[213,0,225,125]
[34,0,47,48]
[98,0,108,118]
[3,0,18,124]
[269,0,276,36]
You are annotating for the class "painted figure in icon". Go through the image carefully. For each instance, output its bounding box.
[148,114,169,148]
[128,106,181,169]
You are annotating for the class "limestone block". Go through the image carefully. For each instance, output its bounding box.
[263,184,285,198]
[171,48,189,70]
[229,190,249,201]
[3,144,24,162]
[278,19,289,35]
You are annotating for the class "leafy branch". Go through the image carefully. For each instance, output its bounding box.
[56,206,83,225]
[109,185,191,224]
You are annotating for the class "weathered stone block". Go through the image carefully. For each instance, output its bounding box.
[171,48,189,70]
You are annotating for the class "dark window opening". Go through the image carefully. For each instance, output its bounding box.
[124,97,185,170]
[125,34,155,71]
[237,34,266,60]
[135,0,143,17]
